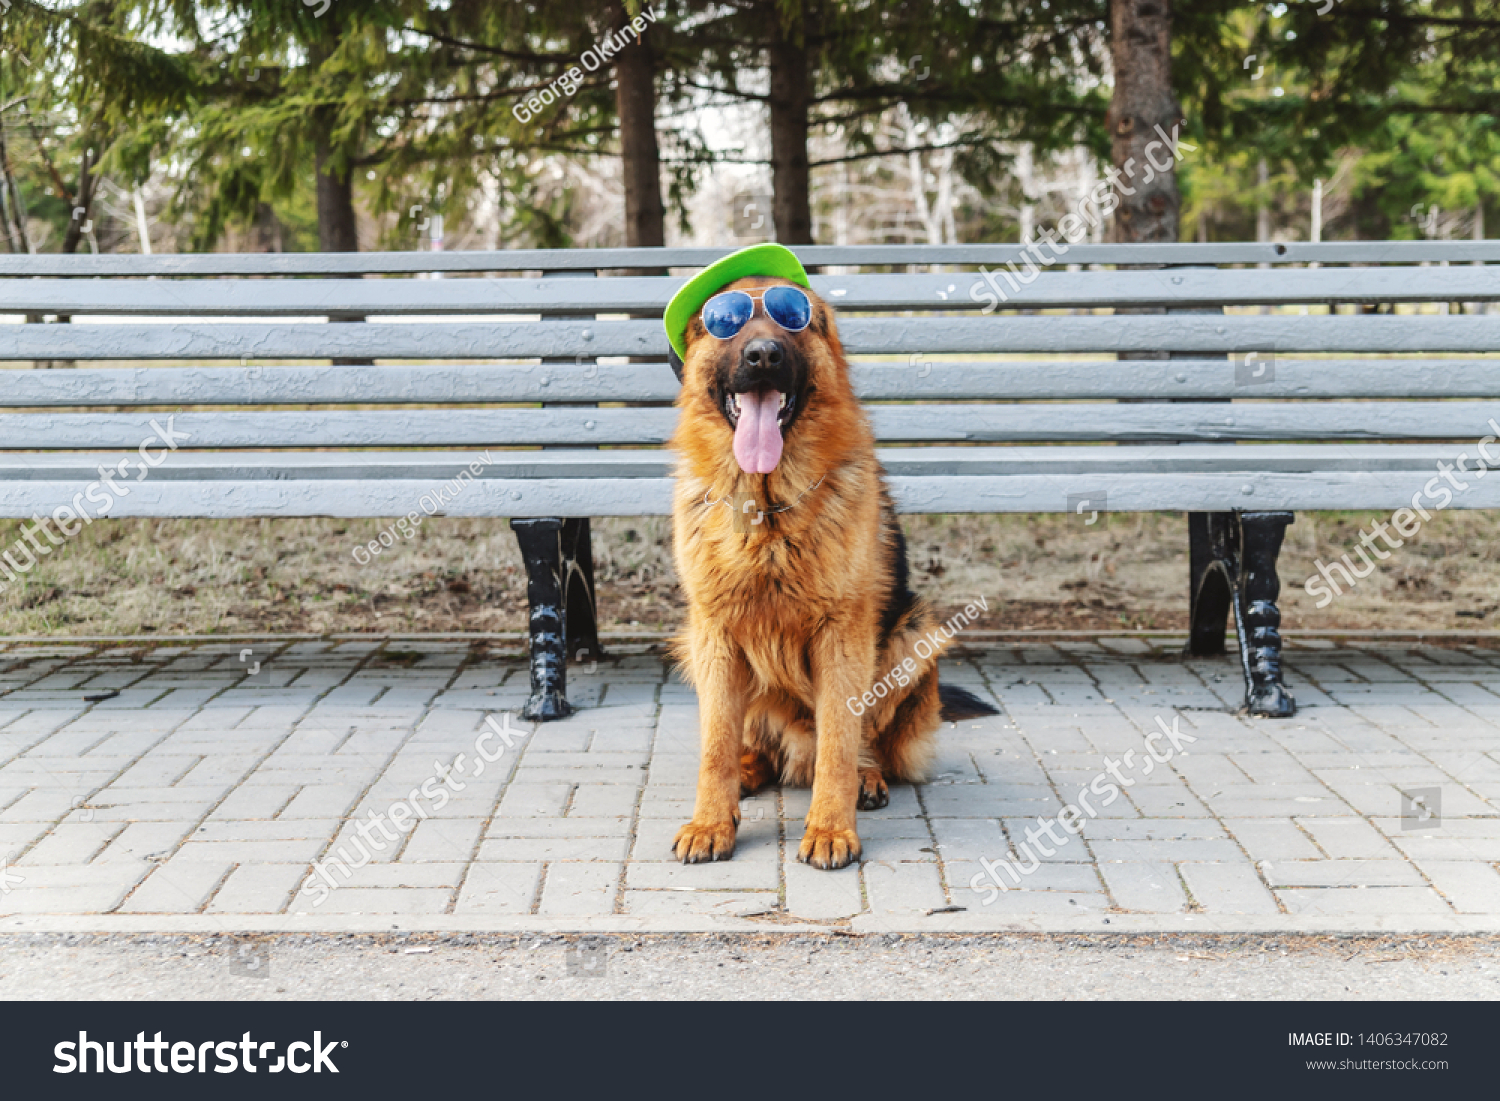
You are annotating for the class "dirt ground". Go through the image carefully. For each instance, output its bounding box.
[0,508,1492,638]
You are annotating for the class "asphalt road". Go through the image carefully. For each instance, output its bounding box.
[3,933,1498,1000]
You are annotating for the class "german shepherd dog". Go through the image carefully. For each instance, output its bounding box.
[666,272,996,870]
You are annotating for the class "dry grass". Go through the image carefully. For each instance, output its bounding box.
[0,509,1493,637]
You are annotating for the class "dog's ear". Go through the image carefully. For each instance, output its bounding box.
[667,345,685,383]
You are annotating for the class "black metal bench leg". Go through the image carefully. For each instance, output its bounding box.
[1236,510,1296,718]
[559,517,602,670]
[1186,512,1236,657]
[1185,511,1296,717]
[510,517,602,721]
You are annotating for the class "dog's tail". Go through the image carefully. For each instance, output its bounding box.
[938,684,1000,721]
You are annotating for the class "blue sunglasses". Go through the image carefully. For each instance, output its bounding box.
[701,286,812,341]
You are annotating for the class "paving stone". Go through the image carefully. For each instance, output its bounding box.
[1125,784,1213,817]
[1089,839,1244,863]
[476,836,631,861]
[1374,817,1500,838]
[0,884,141,914]
[1223,819,1322,862]
[1388,836,1500,861]
[207,863,307,913]
[494,783,572,818]
[784,860,861,919]
[313,887,456,914]
[1178,862,1280,914]
[930,818,1006,863]
[192,819,341,843]
[1261,860,1425,888]
[863,860,946,916]
[1276,886,1452,916]
[644,755,704,786]
[511,765,646,785]
[452,863,543,914]
[622,890,775,917]
[1082,818,1228,841]
[489,818,633,840]
[537,862,620,916]
[276,786,364,819]
[116,858,230,913]
[1414,861,1500,913]
[16,822,121,865]
[567,784,640,818]
[96,821,196,863]
[1295,816,1402,859]
[1097,861,1189,912]
[172,839,327,863]
[947,859,1102,896]
[636,786,696,819]
[926,787,1061,818]
[948,890,1110,915]
[322,862,466,890]
[626,858,779,891]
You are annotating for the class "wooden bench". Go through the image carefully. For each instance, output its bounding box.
[3,242,1498,722]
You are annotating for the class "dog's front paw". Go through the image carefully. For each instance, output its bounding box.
[797,825,861,870]
[673,819,737,863]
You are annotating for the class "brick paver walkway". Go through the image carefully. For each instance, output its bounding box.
[3,637,1500,933]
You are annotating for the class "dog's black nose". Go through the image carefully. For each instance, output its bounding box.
[741,339,784,372]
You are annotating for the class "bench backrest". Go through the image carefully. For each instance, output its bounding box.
[1,241,1498,516]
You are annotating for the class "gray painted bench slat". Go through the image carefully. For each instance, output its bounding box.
[0,443,1475,479]
[0,469,1493,518]
[2,400,1497,448]
[8,267,1500,314]
[10,315,1500,360]
[6,240,1500,276]
[9,358,1500,406]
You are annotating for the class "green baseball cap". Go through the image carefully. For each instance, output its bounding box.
[663,242,810,360]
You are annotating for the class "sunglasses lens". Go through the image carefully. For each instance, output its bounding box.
[763,286,811,332]
[701,291,754,339]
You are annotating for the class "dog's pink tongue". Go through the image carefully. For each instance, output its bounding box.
[732,390,784,474]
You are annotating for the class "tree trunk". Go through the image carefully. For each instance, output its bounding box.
[1255,158,1270,244]
[313,111,366,364]
[0,116,32,253]
[612,1,665,249]
[1106,0,1180,244]
[61,148,96,255]
[314,123,359,252]
[768,7,813,245]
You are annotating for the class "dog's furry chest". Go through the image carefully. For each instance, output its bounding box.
[696,543,829,630]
